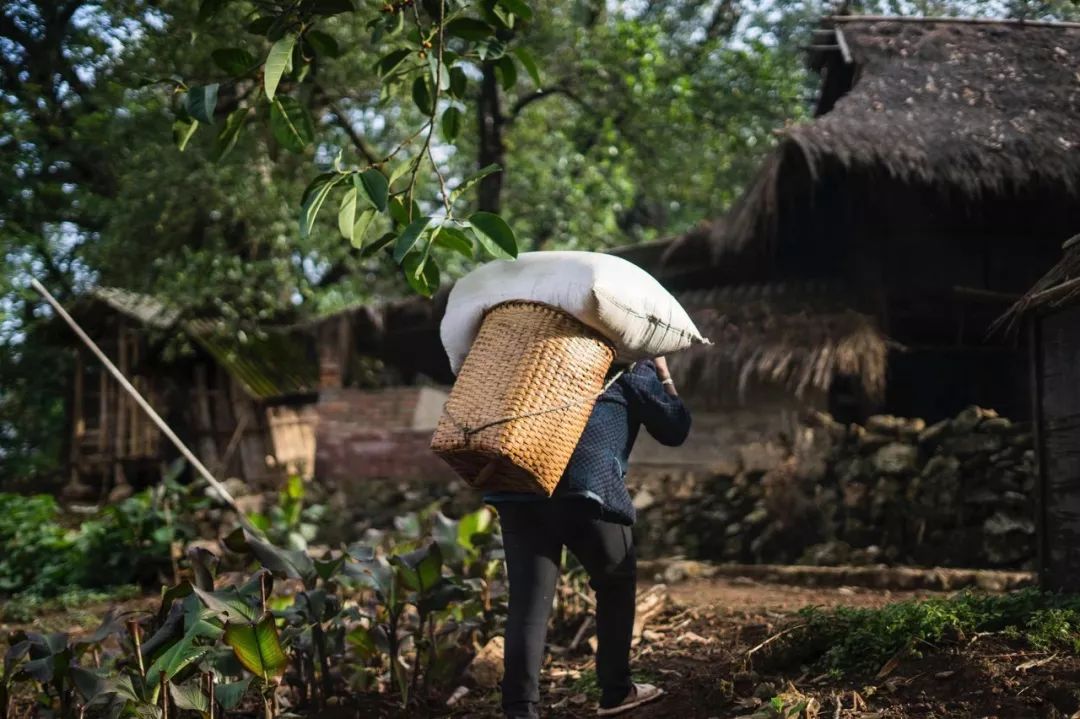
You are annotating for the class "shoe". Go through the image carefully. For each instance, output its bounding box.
[596,683,665,716]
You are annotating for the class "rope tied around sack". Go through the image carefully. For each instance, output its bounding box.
[441,365,632,441]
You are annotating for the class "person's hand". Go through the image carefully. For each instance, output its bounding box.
[653,356,678,396]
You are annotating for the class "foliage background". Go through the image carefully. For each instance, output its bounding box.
[2,0,1078,488]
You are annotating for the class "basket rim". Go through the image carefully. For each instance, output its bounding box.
[482,299,616,350]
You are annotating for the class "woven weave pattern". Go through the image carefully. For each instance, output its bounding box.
[431,301,615,495]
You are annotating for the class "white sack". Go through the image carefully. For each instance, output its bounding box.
[441,251,709,374]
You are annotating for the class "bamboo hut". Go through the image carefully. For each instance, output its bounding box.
[999,234,1080,591]
[661,16,1080,421]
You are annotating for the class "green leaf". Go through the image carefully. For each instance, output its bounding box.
[211,48,256,76]
[495,55,517,92]
[169,681,210,713]
[338,187,357,241]
[264,35,297,101]
[244,530,318,586]
[429,55,451,92]
[401,253,440,297]
[445,18,493,41]
[351,209,377,249]
[513,47,541,86]
[441,106,461,141]
[469,211,518,258]
[347,626,379,660]
[299,173,340,238]
[418,578,471,615]
[375,48,411,77]
[388,196,420,226]
[213,107,248,161]
[197,0,228,24]
[215,676,252,711]
[223,614,288,682]
[186,84,219,124]
[311,0,354,15]
[306,30,340,58]
[270,97,314,152]
[246,16,274,36]
[393,216,433,263]
[449,66,467,98]
[146,636,210,700]
[388,156,414,189]
[434,224,473,258]
[412,76,433,116]
[449,164,501,203]
[193,586,258,622]
[361,231,396,258]
[498,0,534,20]
[357,169,389,211]
[172,118,198,152]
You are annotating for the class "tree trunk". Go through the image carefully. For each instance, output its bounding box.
[476,61,505,214]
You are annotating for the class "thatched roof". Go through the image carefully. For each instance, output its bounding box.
[998,234,1080,327]
[667,282,888,401]
[695,15,1080,260]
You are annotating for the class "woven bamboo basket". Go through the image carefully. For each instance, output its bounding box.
[431,301,615,495]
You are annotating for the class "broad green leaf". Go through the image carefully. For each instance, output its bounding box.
[247,16,274,36]
[299,174,340,238]
[193,586,258,622]
[223,614,288,682]
[211,48,256,76]
[498,0,534,20]
[391,542,443,591]
[513,47,541,86]
[312,0,354,15]
[441,106,461,141]
[429,55,451,91]
[186,84,219,124]
[357,169,389,211]
[388,156,414,188]
[449,66,467,98]
[197,0,228,24]
[469,211,518,258]
[495,56,517,91]
[169,680,210,713]
[244,530,318,586]
[347,626,379,659]
[264,35,296,101]
[172,118,198,152]
[215,676,252,711]
[445,18,492,41]
[449,164,501,203]
[338,187,357,241]
[388,196,420,226]
[393,216,433,263]
[351,209,377,249]
[401,253,440,297]
[315,554,346,581]
[375,48,411,77]
[146,636,209,701]
[412,76,433,116]
[213,107,248,161]
[306,30,340,58]
[360,231,396,258]
[418,578,470,615]
[434,225,473,258]
[70,666,109,703]
[270,96,314,152]
[458,507,494,548]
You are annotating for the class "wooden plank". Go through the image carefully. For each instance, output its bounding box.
[828,14,1080,29]
[193,364,222,472]
[834,28,853,64]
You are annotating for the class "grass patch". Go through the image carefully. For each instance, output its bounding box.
[795,589,1080,674]
[0,585,141,623]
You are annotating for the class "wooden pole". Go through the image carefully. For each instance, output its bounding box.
[30,278,244,515]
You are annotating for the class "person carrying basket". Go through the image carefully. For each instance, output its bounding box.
[486,356,691,718]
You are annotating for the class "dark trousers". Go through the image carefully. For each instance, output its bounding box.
[496,499,637,719]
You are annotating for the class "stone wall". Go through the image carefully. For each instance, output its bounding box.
[631,406,1036,569]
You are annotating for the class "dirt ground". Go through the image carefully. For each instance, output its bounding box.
[445,576,1080,719]
[7,576,1080,719]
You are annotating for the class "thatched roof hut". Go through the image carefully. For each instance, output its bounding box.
[997,234,1080,591]
[668,16,1080,268]
[661,15,1080,420]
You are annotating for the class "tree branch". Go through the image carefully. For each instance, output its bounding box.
[327,100,379,165]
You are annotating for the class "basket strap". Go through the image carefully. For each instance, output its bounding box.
[442,365,633,440]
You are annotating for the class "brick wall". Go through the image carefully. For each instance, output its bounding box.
[314,386,457,484]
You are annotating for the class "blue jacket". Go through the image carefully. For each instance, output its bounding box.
[485,360,691,525]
